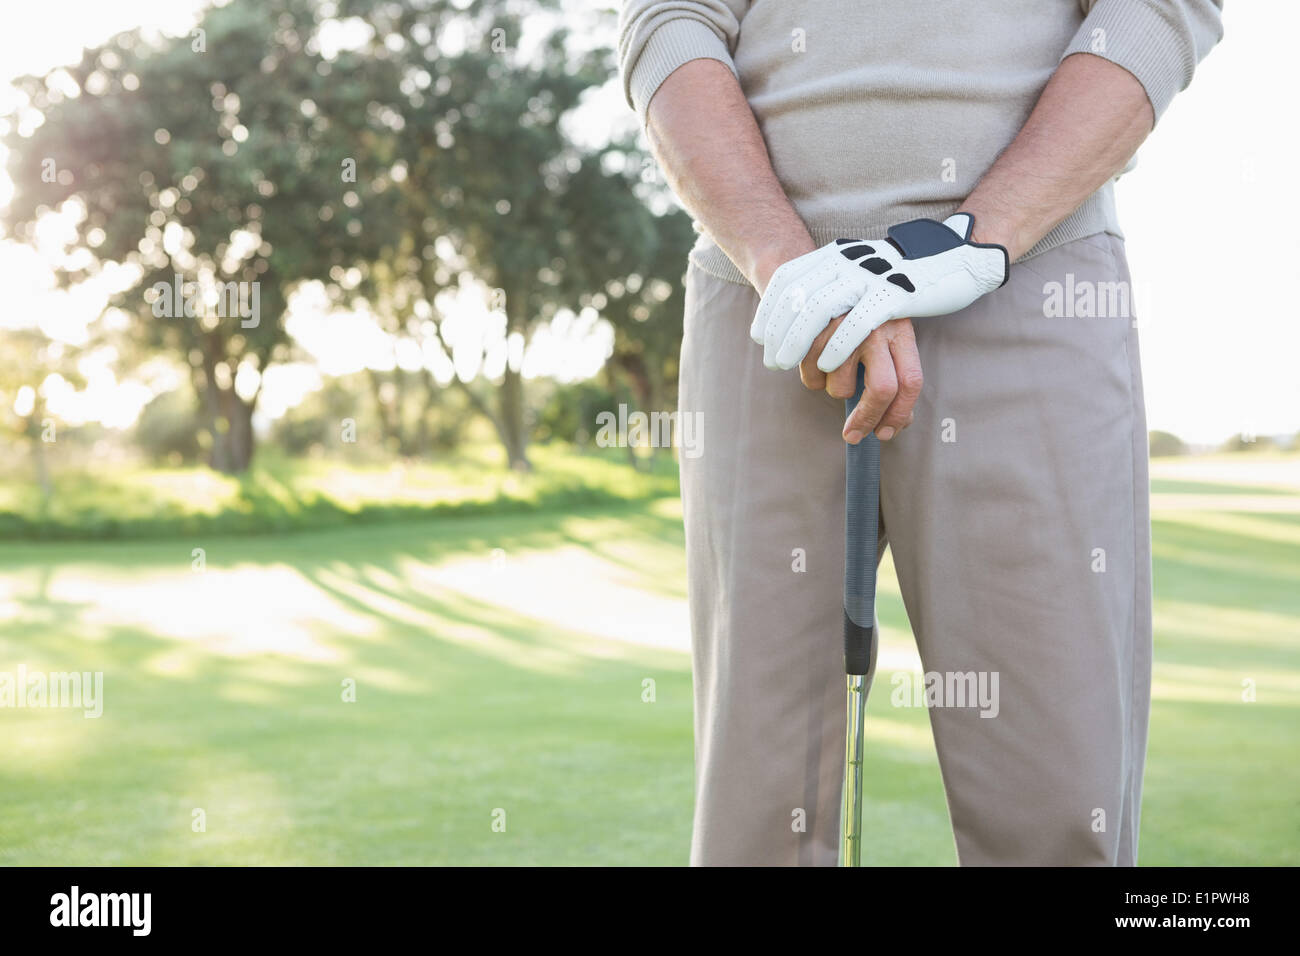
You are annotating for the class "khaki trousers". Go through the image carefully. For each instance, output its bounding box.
[678,233,1152,866]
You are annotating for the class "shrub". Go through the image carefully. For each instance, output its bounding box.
[134,388,202,464]
[1148,430,1187,458]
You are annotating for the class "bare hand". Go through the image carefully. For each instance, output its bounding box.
[799,316,922,444]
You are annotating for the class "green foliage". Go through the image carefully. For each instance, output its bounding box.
[270,372,473,457]
[534,379,622,445]
[598,192,695,413]
[1219,433,1275,453]
[134,387,203,464]
[0,445,678,541]
[1148,429,1187,458]
[324,1,693,467]
[270,376,362,457]
[2,0,422,473]
[2,0,692,474]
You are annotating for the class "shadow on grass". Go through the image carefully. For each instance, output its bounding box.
[0,508,695,865]
[1,491,1296,865]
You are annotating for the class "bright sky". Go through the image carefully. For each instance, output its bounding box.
[0,1,1295,444]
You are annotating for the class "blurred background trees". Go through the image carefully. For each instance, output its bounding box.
[1,0,693,479]
[11,0,1282,497]
[0,328,85,502]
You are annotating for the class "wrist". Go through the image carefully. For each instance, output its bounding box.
[955,206,1030,262]
[747,235,817,293]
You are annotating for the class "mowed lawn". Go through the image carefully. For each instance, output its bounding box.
[0,455,1296,865]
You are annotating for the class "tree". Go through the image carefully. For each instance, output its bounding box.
[4,0,692,474]
[3,0,406,472]
[594,173,695,464]
[342,1,676,469]
[1148,430,1187,458]
[1219,433,1273,453]
[135,385,203,464]
[0,329,83,502]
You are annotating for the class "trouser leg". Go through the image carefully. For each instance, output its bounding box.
[678,263,865,866]
[880,234,1152,865]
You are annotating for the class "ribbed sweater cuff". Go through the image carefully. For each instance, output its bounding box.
[625,18,738,124]
[1061,0,1195,122]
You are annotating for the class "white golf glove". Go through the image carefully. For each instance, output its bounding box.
[750,213,1009,372]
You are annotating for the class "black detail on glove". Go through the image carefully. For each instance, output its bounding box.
[886,218,967,259]
[837,243,876,261]
[861,257,891,275]
[887,273,915,293]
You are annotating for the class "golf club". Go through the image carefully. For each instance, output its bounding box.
[841,363,880,867]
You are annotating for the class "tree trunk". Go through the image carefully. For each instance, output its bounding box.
[200,387,255,475]
[223,390,256,473]
[396,370,418,458]
[617,353,657,470]
[27,406,52,504]
[498,286,530,471]
[645,364,665,463]
[367,369,399,452]
[193,332,258,474]
[196,378,232,472]
[416,370,441,455]
[199,333,231,472]
[498,363,529,470]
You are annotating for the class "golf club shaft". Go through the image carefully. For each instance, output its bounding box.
[842,672,867,865]
[842,363,880,867]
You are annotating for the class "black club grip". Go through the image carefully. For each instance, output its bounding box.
[843,364,881,676]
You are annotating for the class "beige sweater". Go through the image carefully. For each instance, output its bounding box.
[619,0,1223,285]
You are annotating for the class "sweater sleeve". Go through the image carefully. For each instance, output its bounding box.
[1062,0,1224,122]
[617,1,749,123]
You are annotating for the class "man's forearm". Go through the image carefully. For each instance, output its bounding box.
[644,58,813,291]
[960,52,1155,261]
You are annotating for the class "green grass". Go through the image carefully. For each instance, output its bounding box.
[0,455,1296,865]
[0,444,679,541]
[0,500,695,865]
